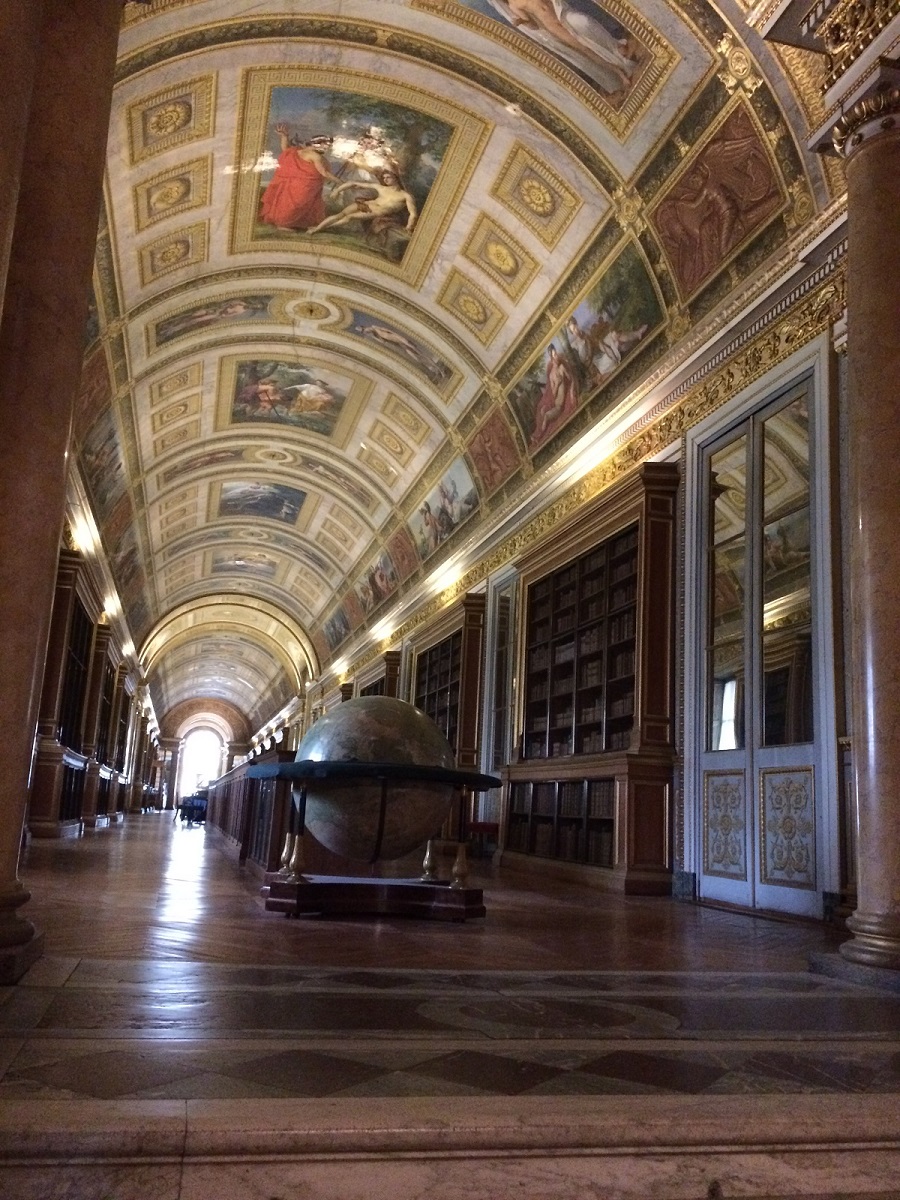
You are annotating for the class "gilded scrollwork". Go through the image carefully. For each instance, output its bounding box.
[815,0,900,88]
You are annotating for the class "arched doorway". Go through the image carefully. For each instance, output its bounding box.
[177,728,224,798]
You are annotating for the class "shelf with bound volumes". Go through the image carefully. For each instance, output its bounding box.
[506,777,616,866]
[503,463,678,895]
[521,522,639,761]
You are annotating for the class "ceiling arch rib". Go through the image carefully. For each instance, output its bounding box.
[72,0,836,736]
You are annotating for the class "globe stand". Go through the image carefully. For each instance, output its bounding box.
[250,760,499,923]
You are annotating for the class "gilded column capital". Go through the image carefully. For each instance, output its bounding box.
[832,72,900,155]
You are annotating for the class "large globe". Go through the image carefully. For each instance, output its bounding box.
[295,696,456,861]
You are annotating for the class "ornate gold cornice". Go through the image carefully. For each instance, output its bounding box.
[832,78,900,154]
[814,0,900,89]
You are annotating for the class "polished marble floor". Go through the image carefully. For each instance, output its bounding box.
[3,813,898,1103]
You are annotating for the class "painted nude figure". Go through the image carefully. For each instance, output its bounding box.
[308,170,417,236]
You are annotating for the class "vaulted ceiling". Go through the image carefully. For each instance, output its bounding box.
[72,0,840,738]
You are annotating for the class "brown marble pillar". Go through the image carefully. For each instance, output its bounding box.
[0,0,43,319]
[81,622,113,829]
[0,0,122,978]
[840,102,900,971]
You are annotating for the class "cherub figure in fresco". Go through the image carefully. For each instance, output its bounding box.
[487,0,638,96]
[259,124,341,231]
[308,169,417,238]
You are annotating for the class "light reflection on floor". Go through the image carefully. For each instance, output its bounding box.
[154,821,210,932]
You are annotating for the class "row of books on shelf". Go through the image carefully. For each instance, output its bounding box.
[610,649,635,677]
[532,783,556,815]
[579,731,606,753]
[508,779,617,822]
[524,821,614,865]
[580,661,603,687]
[608,693,634,718]
[523,722,633,756]
[610,582,637,609]
[609,610,636,642]
[610,558,637,583]
[611,528,639,556]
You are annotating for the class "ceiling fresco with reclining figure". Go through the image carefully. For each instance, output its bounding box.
[72,0,838,735]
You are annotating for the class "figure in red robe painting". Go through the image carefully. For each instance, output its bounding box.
[259,124,340,231]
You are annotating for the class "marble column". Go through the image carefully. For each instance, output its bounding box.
[0,0,122,979]
[840,99,900,971]
[0,0,43,320]
[81,622,113,829]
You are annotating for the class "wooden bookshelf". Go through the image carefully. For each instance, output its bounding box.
[414,628,463,752]
[504,463,678,894]
[521,524,639,760]
[506,777,616,866]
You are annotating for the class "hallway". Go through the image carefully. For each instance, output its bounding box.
[0,817,898,1197]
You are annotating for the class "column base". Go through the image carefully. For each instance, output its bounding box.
[82,814,111,829]
[0,930,44,985]
[809,950,900,993]
[28,819,82,839]
[838,910,900,971]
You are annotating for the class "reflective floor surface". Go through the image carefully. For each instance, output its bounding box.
[3,813,897,1102]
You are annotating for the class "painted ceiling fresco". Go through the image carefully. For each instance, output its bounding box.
[74,0,837,733]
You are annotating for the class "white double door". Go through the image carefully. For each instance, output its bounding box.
[687,362,838,918]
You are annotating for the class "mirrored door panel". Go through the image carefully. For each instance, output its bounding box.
[698,384,819,916]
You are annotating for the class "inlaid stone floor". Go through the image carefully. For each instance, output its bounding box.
[1,814,898,1199]
[3,813,897,1101]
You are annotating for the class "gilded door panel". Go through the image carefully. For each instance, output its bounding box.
[759,766,816,890]
[703,770,747,881]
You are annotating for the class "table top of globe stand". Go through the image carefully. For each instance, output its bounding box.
[247,759,501,790]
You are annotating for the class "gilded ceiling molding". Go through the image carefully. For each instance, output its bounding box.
[326,269,844,683]
[716,31,764,95]
[812,0,900,88]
